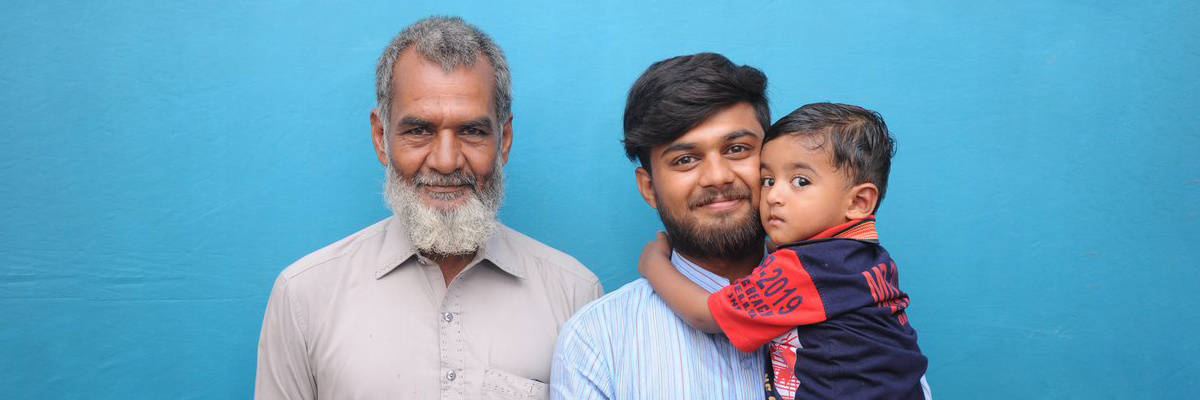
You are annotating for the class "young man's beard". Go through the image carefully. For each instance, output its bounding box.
[654,186,765,262]
[382,160,505,256]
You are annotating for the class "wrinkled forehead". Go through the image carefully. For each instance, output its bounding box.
[392,50,495,109]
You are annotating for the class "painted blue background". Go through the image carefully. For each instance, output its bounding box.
[2,1,1198,399]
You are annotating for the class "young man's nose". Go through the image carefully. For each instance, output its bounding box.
[426,130,467,174]
[696,156,736,189]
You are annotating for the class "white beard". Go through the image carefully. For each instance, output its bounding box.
[382,161,504,256]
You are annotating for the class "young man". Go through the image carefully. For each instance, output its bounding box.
[639,103,931,400]
[550,52,773,399]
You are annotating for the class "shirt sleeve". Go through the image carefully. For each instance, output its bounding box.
[574,280,603,312]
[550,312,613,400]
[255,276,316,400]
[708,248,880,352]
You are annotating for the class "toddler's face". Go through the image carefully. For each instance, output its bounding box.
[759,135,856,243]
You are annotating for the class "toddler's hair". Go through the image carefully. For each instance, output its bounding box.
[765,103,896,212]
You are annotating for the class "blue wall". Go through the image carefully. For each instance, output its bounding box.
[2,1,1197,399]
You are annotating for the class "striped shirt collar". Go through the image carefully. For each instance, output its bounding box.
[671,250,756,293]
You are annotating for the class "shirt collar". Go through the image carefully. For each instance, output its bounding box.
[805,216,879,241]
[478,227,526,279]
[374,217,525,280]
[670,251,741,293]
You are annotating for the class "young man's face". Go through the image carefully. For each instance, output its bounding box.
[635,102,766,259]
[759,135,857,243]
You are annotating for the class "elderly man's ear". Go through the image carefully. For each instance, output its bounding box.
[498,115,514,165]
[635,167,657,209]
[370,109,388,166]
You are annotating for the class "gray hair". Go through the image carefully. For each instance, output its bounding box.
[382,160,505,256]
[374,16,512,129]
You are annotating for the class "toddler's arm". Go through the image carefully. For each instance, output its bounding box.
[638,232,721,333]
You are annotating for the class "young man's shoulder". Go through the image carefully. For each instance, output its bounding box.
[559,278,656,335]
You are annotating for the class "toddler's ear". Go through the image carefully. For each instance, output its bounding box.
[845,183,879,220]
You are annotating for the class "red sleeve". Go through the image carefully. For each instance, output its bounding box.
[707,249,828,352]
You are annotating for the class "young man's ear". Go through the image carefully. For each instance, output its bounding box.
[845,183,879,220]
[635,167,657,209]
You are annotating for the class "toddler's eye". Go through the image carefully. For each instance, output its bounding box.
[762,177,775,187]
[790,176,811,187]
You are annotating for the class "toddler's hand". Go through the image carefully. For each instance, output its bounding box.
[637,231,672,277]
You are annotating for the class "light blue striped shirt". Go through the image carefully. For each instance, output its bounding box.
[550,251,765,399]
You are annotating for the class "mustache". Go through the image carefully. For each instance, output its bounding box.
[413,171,478,190]
[687,185,752,209]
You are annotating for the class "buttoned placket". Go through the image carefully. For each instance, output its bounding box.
[417,255,475,400]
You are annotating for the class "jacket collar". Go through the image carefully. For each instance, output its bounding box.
[804,216,879,241]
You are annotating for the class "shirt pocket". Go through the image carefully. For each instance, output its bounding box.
[482,368,548,400]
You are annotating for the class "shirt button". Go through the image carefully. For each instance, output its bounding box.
[443,312,454,322]
[446,370,457,381]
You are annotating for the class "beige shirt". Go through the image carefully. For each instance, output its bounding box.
[255,217,602,400]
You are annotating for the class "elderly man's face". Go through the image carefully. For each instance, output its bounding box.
[372,48,513,211]
[371,48,513,255]
[635,102,765,260]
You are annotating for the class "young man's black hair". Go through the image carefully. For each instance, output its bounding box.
[622,52,770,171]
[766,102,897,212]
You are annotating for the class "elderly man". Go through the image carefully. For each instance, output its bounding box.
[256,16,601,400]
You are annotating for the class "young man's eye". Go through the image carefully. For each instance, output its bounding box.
[791,176,811,187]
[727,144,750,154]
[762,177,775,187]
[673,155,697,166]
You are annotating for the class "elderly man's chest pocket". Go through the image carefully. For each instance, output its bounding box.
[483,368,548,400]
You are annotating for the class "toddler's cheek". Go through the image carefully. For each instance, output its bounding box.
[764,225,787,243]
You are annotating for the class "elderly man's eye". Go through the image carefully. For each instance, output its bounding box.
[463,127,487,136]
[404,127,430,135]
[791,176,811,187]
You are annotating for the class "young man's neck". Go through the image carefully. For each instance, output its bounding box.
[676,249,762,283]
